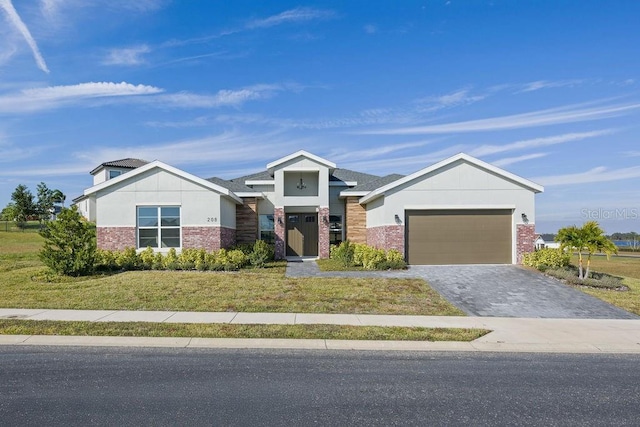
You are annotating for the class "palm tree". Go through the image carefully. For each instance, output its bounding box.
[582,221,617,279]
[51,189,66,207]
[556,221,617,280]
[556,225,589,279]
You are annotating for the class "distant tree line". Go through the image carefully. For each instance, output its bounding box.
[1,183,65,229]
[607,232,640,241]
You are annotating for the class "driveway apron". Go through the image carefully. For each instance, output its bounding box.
[409,265,637,319]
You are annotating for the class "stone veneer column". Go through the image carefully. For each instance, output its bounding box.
[274,207,286,260]
[366,225,405,256]
[516,223,536,264]
[318,207,330,259]
[97,227,136,251]
[345,196,367,243]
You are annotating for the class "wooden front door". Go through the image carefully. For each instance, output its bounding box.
[286,213,319,256]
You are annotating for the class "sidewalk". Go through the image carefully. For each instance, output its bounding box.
[1,308,639,353]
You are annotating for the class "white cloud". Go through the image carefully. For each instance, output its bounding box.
[328,140,438,163]
[517,79,586,93]
[246,7,335,29]
[0,0,49,73]
[358,101,640,135]
[470,129,615,157]
[340,145,467,174]
[364,24,377,34]
[154,83,290,108]
[415,88,486,112]
[103,45,150,65]
[533,166,640,186]
[492,153,548,167]
[0,81,162,113]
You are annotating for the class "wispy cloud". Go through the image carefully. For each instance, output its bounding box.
[358,101,640,135]
[517,79,586,93]
[414,88,486,112]
[470,129,615,157]
[74,130,311,172]
[533,166,640,186]
[153,83,294,109]
[492,153,548,167]
[364,24,377,34]
[0,0,49,73]
[245,7,335,29]
[328,139,438,163]
[0,81,162,113]
[103,45,150,65]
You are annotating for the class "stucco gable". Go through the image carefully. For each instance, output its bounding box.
[359,153,544,204]
[266,150,336,172]
[83,160,242,204]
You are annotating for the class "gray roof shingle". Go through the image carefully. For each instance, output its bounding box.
[90,158,149,174]
[206,177,257,193]
[330,168,380,184]
[341,173,405,193]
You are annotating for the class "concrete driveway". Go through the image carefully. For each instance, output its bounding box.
[410,265,637,319]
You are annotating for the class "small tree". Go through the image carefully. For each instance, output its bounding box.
[39,205,96,276]
[11,184,35,228]
[36,182,54,225]
[556,221,617,280]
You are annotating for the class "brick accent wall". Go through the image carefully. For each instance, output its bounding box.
[345,196,367,243]
[366,225,405,256]
[274,207,286,260]
[182,226,236,252]
[97,227,136,251]
[516,223,536,264]
[318,206,330,259]
[236,197,258,245]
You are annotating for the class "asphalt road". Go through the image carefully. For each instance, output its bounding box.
[1,347,639,426]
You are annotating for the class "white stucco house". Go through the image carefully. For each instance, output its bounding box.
[73,151,544,264]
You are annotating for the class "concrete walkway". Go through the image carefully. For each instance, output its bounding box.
[1,308,639,353]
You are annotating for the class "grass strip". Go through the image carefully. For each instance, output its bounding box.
[0,320,489,342]
[577,277,640,316]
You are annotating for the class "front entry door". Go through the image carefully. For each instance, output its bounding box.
[286,213,319,256]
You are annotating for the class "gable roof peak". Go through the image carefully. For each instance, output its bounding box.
[266,150,336,171]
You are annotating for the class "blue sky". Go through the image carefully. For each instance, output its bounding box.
[1,0,639,233]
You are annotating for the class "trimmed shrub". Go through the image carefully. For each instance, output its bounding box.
[248,240,274,268]
[139,247,156,270]
[522,248,570,271]
[331,240,355,266]
[116,247,139,270]
[95,248,118,271]
[38,206,96,276]
[163,248,179,270]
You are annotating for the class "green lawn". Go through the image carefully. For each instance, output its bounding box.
[570,254,640,315]
[0,231,463,316]
[0,320,488,342]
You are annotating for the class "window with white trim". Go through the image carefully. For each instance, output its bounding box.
[137,206,181,248]
[109,170,122,179]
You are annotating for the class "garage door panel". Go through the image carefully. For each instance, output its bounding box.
[407,209,512,265]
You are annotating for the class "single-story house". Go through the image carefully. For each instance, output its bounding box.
[73,150,544,264]
[535,235,560,250]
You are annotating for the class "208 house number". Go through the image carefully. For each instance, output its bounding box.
[207,217,217,223]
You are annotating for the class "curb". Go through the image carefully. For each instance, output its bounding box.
[2,335,640,353]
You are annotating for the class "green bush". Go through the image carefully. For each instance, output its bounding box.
[95,248,118,271]
[38,206,96,276]
[116,247,139,270]
[331,241,406,270]
[139,247,156,270]
[545,266,624,289]
[522,248,570,271]
[163,248,179,270]
[248,240,274,268]
[331,240,355,266]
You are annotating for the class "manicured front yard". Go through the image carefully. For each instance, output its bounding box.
[0,231,462,316]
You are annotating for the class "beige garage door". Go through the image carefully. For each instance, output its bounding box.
[406,209,512,265]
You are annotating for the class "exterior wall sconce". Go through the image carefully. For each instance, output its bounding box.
[521,213,529,224]
[296,178,306,189]
[277,216,283,225]
[323,215,329,224]
[394,214,402,224]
